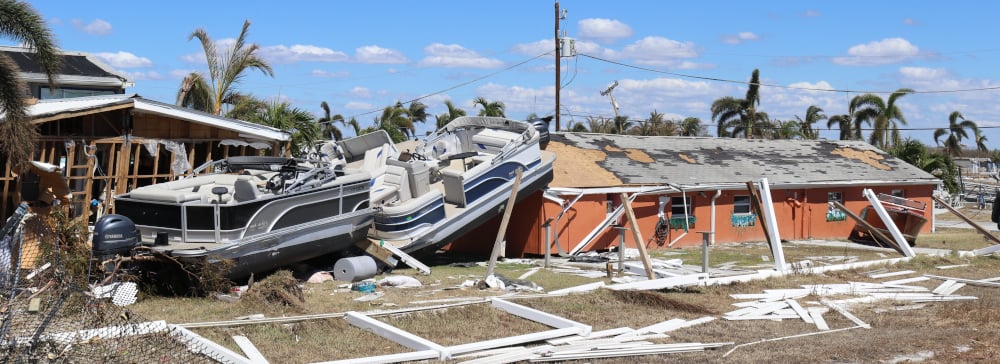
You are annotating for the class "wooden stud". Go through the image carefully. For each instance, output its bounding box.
[486,168,523,278]
[620,193,655,280]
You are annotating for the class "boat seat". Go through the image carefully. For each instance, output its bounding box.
[233,178,260,202]
[471,129,519,153]
[371,165,411,205]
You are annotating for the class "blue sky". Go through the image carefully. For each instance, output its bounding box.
[17,1,1000,147]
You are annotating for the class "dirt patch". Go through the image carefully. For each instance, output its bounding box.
[831,147,890,170]
[547,141,623,187]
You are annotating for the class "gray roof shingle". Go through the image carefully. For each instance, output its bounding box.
[550,133,939,188]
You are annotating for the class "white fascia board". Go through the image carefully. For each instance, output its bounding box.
[310,349,440,364]
[447,327,580,356]
[343,312,448,360]
[168,324,252,364]
[490,298,592,335]
[22,72,128,88]
[133,99,289,141]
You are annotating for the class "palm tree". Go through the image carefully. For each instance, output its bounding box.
[364,105,410,143]
[679,117,703,137]
[176,20,274,116]
[712,69,766,138]
[585,115,613,134]
[826,114,853,140]
[889,138,959,193]
[568,120,588,133]
[317,101,344,141]
[435,100,466,129]
[849,88,913,149]
[795,105,826,140]
[472,97,505,117]
[0,0,60,169]
[769,119,803,140]
[242,99,318,157]
[975,128,989,158]
[933,111,979,157]
[711,96,742,138]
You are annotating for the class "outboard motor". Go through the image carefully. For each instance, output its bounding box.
[530,116,552,150]
[92,214,140,262]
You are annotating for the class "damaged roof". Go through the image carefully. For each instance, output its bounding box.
[0,45,132,88]
[549,133,940,189]
[26,94,289,142]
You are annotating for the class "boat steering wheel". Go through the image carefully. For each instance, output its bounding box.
[265,174,284,192]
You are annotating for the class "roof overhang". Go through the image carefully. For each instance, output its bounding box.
[26,94,289,142]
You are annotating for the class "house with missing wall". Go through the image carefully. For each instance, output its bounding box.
[448,132,941,256]
[2,47,289,222]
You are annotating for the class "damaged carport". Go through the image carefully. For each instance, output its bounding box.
[4,93,290,222]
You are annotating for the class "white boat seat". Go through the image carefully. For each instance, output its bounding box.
[371,165,411,205]
[471,129,519,153]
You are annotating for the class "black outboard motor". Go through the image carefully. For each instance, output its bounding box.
[530,116,552,150]
[92,214,140,262]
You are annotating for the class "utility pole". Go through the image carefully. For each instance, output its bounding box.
[554,1,561,131]
[601,80,620,118]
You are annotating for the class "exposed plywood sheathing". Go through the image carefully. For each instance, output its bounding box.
[546,141,622,187]
[831,147,891,170]
[677,153,697,164]
[625,149,654,163]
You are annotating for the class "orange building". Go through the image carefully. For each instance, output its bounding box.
[448,133,940,256]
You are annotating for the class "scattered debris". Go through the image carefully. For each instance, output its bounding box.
[306,271,334,284]
[378,275,422,288]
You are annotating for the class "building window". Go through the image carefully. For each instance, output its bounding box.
[732,195,756,227]
[891,189,905,198]
[669,196,695,230]
[827,191,846,221]
[39,87,115,100]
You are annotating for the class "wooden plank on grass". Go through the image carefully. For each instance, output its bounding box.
[924,274,1000,288]
[547,281,605,295]
[786,299,813,324]
[232,336,269,364]
[809,310,829,331]
[312,349,440,364]
[447,327,580,356]
[819,299,870,329]
[868,270,915,279]
[605,273,707,291]
[343,312,447,359]
[932,195,1000,247]
[491,298,592,335]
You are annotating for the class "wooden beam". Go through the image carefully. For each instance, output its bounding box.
[862,189,916,257]
[232,336,269,364]
[620,193,655,280]
[355,239,397,267]
[344,311,448,359]
[30,103,133,125]
[932,195,1000,246]
[832,201,903,254]
[486,168,523,277]
[756,178,787,271]
[490,298,592,335]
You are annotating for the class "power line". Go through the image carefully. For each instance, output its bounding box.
[348,52,553,120]
[578,53,1000,95]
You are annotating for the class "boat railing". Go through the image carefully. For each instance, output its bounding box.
[876,193,926,212]
[490,129,532,164]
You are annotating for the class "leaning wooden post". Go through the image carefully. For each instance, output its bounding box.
[486,168,523,278]
[620,193,656,280]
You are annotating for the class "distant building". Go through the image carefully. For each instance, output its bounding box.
[448,133,941,255]
[0,45,133,99]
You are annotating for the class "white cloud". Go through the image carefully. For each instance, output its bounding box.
[71,19,112,35]
[511,39,552,56]
[903,18,919,25]
[121,70,162,81]
[832,38,920,66]
[260,44,349,63]
[180,52,206,64]
[722,32,759,45]
[169,69,195,79]
[350,87,371,98]
[417,43,503,68]
[577,18,633,43]
[344,101,374,110]
[355,45,408,64]
[899,66,950,80]
[311,69,350,78]
[94,51,152,68]
[619,36,701,67]
[803,10,821,17]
